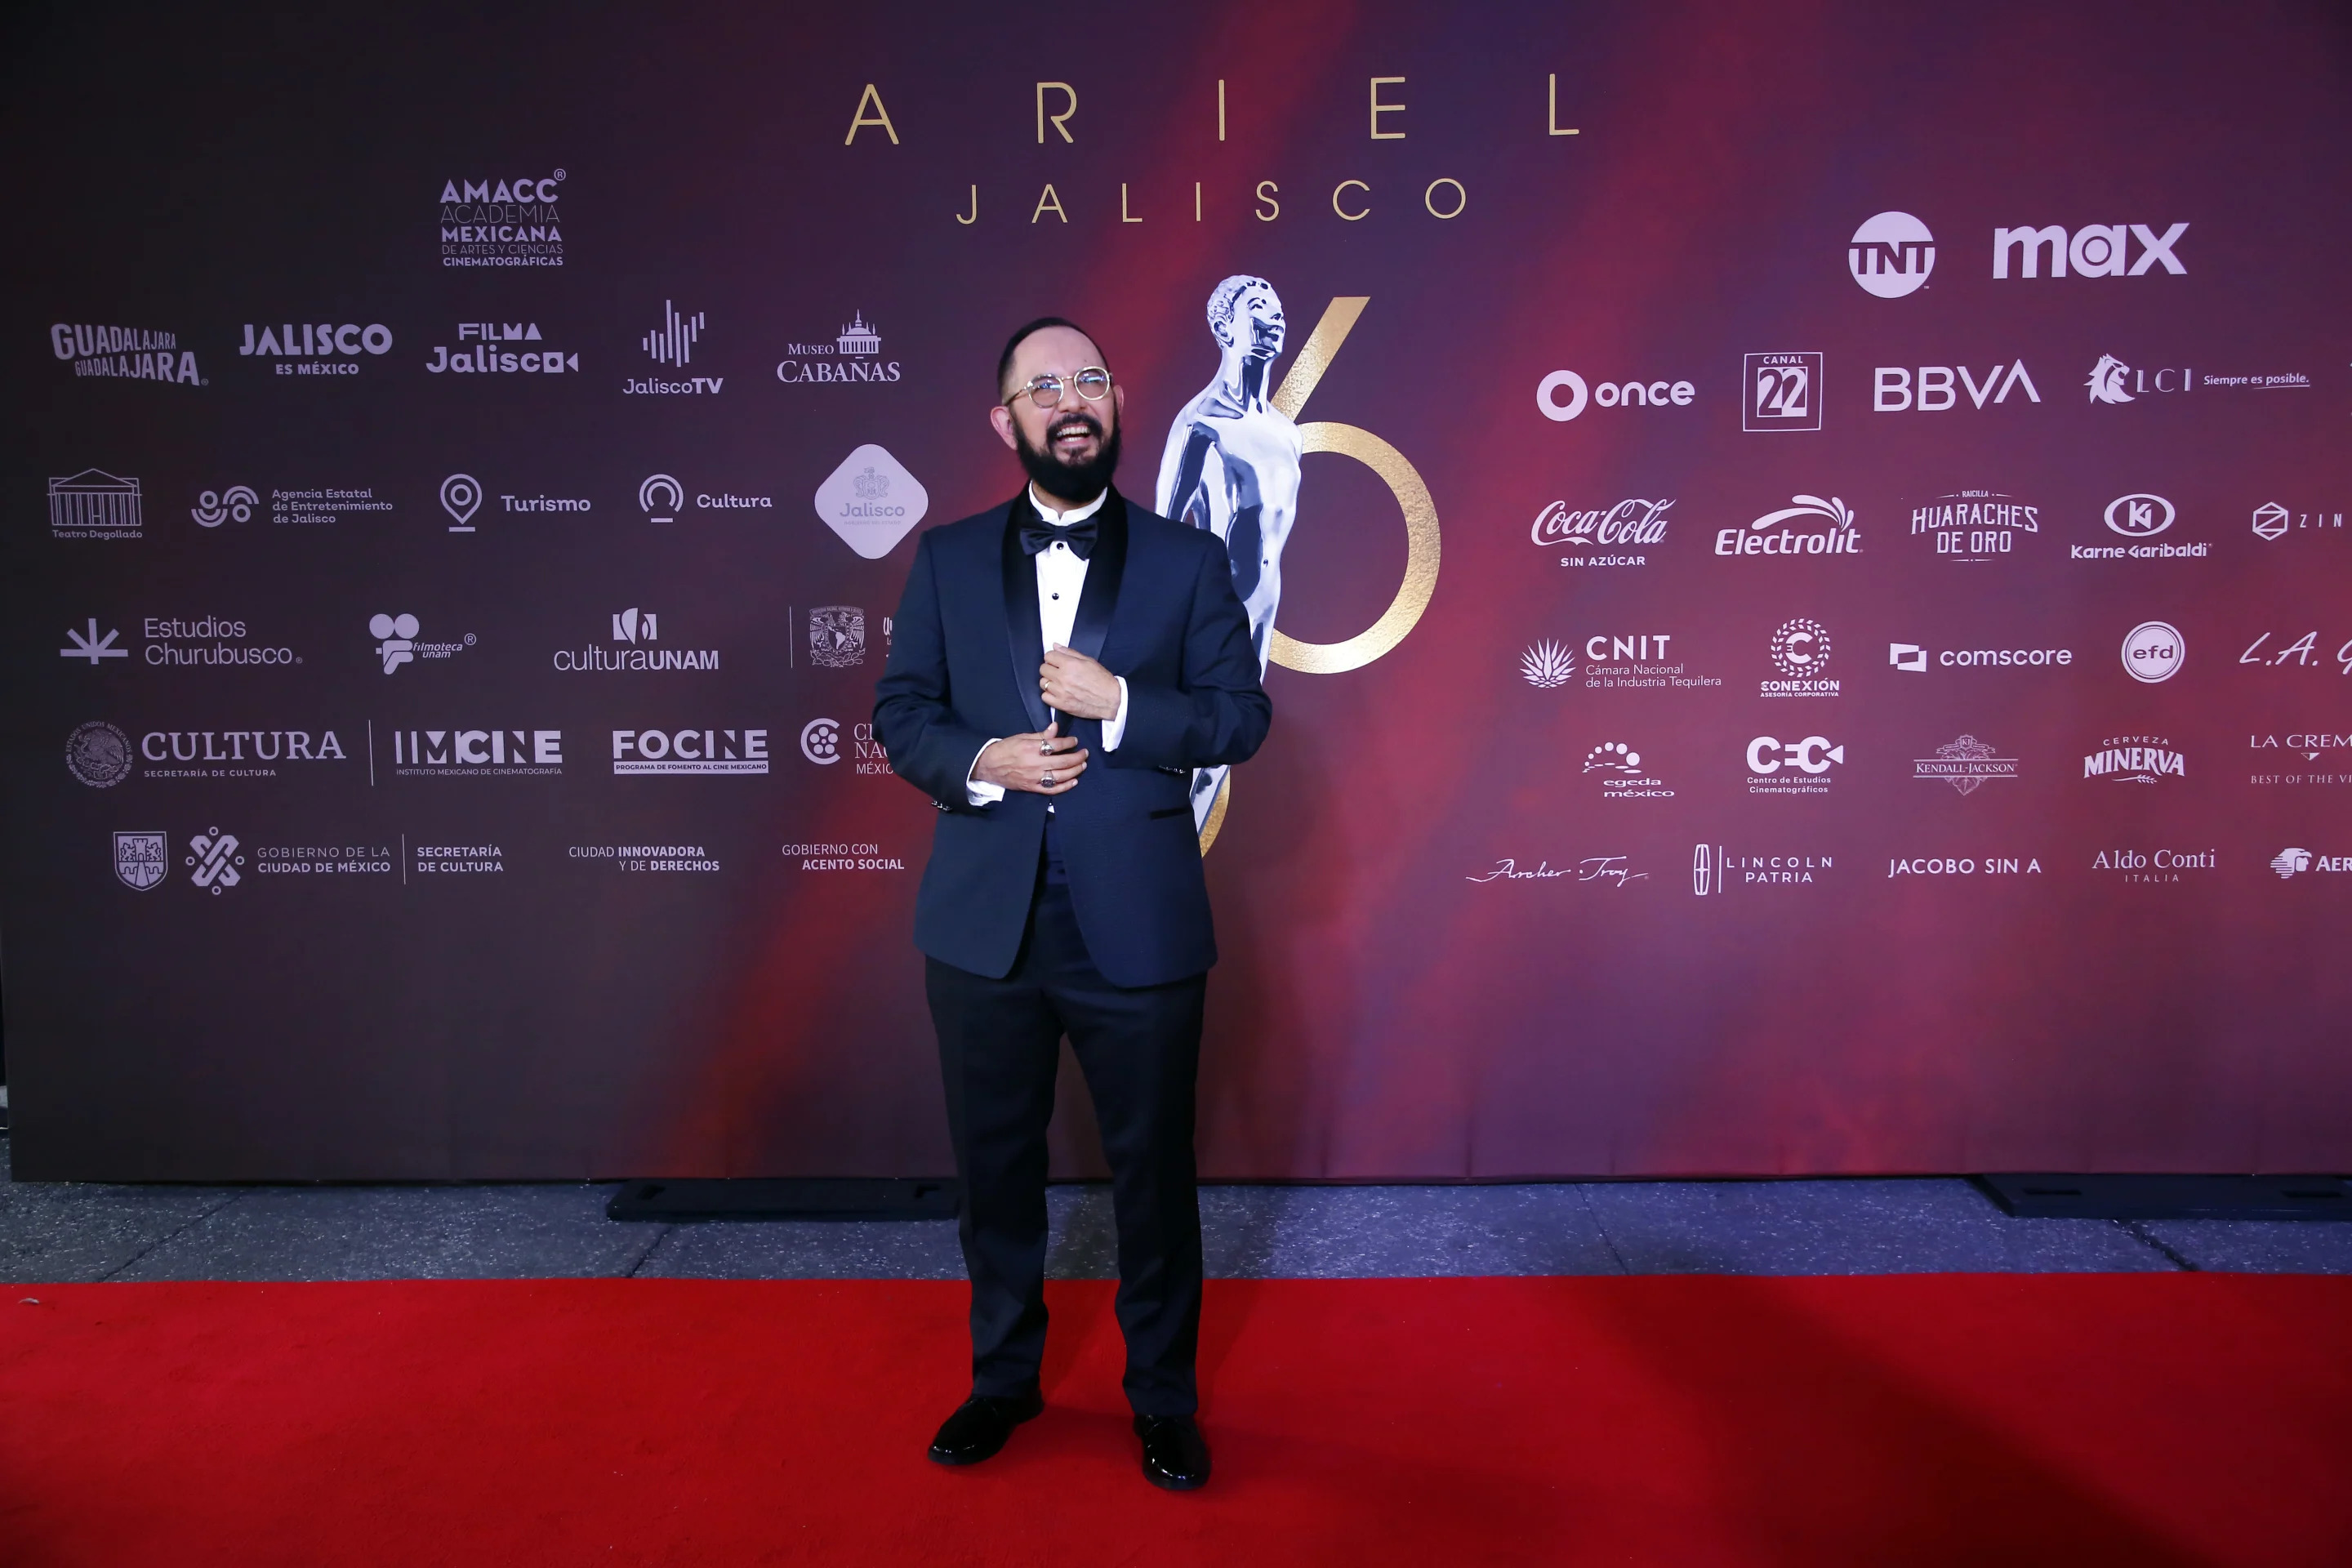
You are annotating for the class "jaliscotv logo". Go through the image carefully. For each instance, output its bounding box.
[60,616,301,669]
[1910,492,2039,563]
[1744,734,1844,795]
[425,322,580,376]
[1717,495,1860,558]
[554,608,719,673]
[2085,735,2185,784]
[392,728,564,777]
[69,722,350,786]
[1582,742,1672,799]
[2074,494,2208,561]
[1691,844,1833,893]
[627,301,723,395]
[1529,498,1670,568]
[777,311,901,385]
[48,470,143,540]
[439,171,565,268]
[50,323,204,387]
[1761,618,1836,697]
[815,445,928,558]
[1534,372,1696,422]
[1991,223,2188,278]
[1913,734,2020,795]
[612,728,769,776]
[238,321,393,377]
[1873,361,2039,412]
[1742,353,1822,433]
[1847,212,1935,299]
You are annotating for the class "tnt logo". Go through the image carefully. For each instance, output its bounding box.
[1848,212,1935,299]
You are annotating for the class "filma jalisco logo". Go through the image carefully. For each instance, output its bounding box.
[1717,495,1859,558]
[1742,353,1822,433]
[439,171,564,268]
[238,320,392,377]
[1534,372,1695,422]
[628,301,722,396]
[1530,499,1670,568]
[1991,222,2187,279]
[1762,619,1836,697]
[1911,491,2038,563]
[50,323,203,387]
[424,323,579,375]
[1847,212,1935,299]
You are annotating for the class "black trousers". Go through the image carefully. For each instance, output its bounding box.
[924,820,1207,1418]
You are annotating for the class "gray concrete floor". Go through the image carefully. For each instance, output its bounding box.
[4,1137,2348,1284]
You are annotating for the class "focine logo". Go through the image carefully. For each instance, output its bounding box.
[1742,353,1822,433]
[1993,223,2187,278]
[1847,212,1934,298]
[612,728,768,776]
[815,445,928,558]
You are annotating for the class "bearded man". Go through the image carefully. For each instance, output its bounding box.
[873,317,1272,1491]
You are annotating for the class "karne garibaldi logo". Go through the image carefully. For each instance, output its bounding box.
[1157,291,1441,852]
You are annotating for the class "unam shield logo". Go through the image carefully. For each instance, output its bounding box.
[114,830,167,890]
[808,607,865,668]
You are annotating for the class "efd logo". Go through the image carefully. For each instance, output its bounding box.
[2122,621,2184,683]
[1848,212,1935,298]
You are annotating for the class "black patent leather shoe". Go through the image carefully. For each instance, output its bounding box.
[926,1389,1045,1466]
[1134,1414,1211,1490]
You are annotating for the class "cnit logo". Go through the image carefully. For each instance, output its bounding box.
[1992,223,2187,278]
[1848,212,1934,299]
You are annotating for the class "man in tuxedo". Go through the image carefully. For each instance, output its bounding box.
[874,318,1271,1491]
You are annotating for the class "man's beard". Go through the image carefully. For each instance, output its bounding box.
[1017,411,1121,504]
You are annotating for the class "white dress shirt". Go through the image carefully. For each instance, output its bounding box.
[965,485,1129,805]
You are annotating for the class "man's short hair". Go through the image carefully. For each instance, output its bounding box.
[997,315,1102,397]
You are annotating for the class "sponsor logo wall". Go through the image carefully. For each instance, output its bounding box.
[4,2,2347,1186]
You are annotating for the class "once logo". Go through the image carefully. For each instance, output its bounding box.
[1742,352,1823,433]
[440,473,481,531]
[800,718,841,764]
[2105,494,2175,537]
[1993,223,2188,278]
[639,474,683,523]
[1534,372,1695,422]
[67,720,135,787]
[2122,621,2185,683]
[1848,212,1935,299]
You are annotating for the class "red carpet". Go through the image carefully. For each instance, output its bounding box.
[1,1275,2345,1566]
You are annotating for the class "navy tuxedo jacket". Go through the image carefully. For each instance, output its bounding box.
[873,488,1271,987]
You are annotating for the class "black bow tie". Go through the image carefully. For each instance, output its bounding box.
[1019,511,1098,560]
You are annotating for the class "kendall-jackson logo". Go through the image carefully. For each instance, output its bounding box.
[49,323,203,386]
[439,171,565,268]
[1577,633,1720,692]
[1718,494,1860,557]
[627,301,722,394]
[48,470,142,540]
[60,616,302,669]
[2075,492,2207,560]
[1691,843,1832,893]
[1583,742,1672,799]
[816,444,928,558]
[1887,854,2042,878]
[424,323,579,375]
[68,721,349,786]
[777,311,902,385]
[392,728,564,776]
[2086,735,2185,784]
[1912,491,2038,563]
[2091,845,2216,884]
[1913,734,2020,795]
[1762,618,1837,697]
[1530,498,1670,568]
[238,321,393,376]
[612,727,769,776]
[1467,855,1647,887]
[554,608,719,673]
[1745,733,1844,795]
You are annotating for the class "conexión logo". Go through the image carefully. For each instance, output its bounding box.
[1848,212,1935,298]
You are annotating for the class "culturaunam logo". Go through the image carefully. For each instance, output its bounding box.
[1718,495,1859,557]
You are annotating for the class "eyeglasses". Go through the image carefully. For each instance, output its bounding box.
[1006,367,1112,410]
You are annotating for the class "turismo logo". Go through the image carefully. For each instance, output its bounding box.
[424,322,579,375]
[392,728,563,776]
[2238,630,2352,675]
[1914,735,2019,795]
[1992,223,2187,278]
[1530,498,1669,568]
[628,301,721,395]
[1717,494,1859,558]
[1873,361,2039,411]
[1847,212,1935,298]
[2270,848,2351,880]
[440,474,481,531]
[1744,734,1843,795]
[2078,494,2206,560]
[816,444,928,558]
[61,616,301,670]
[2251,503,2345,542]
[1762,618,1836,697]
[114,829,168,890]
[1520,639,1575,689]
[2122,621,2185,684]
[2085,736,2185,784]
[50,323,203,387]
[553,609,718,673]
[1584,742,1672,800]
[1911,492,2038,562]
[238,321,392,377]
[1888,641,2074,673]
[1886,854,2042,879]
[612,728,768,776]
[1467,856,1647,888]
[439,170,564,268]
[369,613,473,675]
[777,311,901,385]
[49,470,142,540]
[187,827,245,893]
[2091,846,2214,884]
[1742,352,1822,433]
[809,607,866,669]
[1534,372,1695,422]
[1691,844,1833,893]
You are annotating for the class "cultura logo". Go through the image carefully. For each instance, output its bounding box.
[1718,495,1860,557]
[1520,639,1575,688]
[1873,362,2039,411]
[1742,352,1823,433]
[1993,222,2187,278]
[1847,212,1935,298]
[639,474,683,523]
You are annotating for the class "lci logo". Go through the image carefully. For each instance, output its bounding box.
[1847,212,1935,299]
[2122,621,2185,683]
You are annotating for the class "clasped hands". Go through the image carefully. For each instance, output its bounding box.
[973,645,1119,796]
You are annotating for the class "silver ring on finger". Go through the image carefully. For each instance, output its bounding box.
[1042,771,1055,786]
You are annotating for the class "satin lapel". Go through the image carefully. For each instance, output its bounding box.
[1000,496,1052,733]
[1066,488,1128,668]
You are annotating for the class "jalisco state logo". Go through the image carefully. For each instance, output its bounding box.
[815,446,929,559]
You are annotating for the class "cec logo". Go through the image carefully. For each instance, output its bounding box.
[1746,735,1844,774]
[2122,621,2185,683]
[1848,212,1935,298]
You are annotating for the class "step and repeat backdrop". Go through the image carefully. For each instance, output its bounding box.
[2,2,2347,1179]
